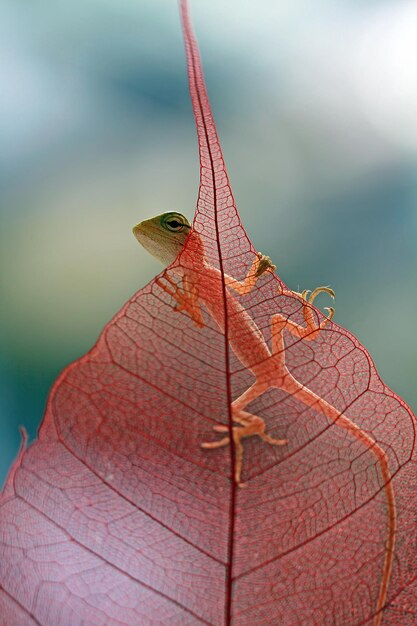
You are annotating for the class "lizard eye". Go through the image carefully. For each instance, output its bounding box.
[162,213,190,232]
[166,219,183,231]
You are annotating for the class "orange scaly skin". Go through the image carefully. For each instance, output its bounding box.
[157,227,396,626]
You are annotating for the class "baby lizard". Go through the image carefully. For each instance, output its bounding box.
[133,210,395,626]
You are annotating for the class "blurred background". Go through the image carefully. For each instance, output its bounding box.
[1,0,416,485]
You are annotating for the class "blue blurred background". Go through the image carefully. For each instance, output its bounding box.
[1,0,416,485]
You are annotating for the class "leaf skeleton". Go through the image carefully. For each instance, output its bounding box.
[133,210,396,626]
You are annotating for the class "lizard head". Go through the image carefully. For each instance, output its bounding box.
[132,212,192,266]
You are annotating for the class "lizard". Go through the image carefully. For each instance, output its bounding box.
[133,210,395,626]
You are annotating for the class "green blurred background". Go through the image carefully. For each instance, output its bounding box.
[1,0,416,485]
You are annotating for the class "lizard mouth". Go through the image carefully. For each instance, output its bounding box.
[132,223,143,240]
[132,220,186,266]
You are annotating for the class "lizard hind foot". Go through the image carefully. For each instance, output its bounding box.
[212,425,229,432]
[201,436,230,450]
[259,433,288,446]
[201,410,287,486]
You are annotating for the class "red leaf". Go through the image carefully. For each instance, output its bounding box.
[1,1,416,624]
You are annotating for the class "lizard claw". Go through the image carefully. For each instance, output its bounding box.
[155,275,176,297]
[309,286,335,304]
[323,306,335,322]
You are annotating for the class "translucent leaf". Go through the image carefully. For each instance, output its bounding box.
[1,2,416,625]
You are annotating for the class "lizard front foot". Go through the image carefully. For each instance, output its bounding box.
[255,252,276,277]
[156,273,205,327]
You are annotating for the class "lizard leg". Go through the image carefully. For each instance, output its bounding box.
[208,380,269,429]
